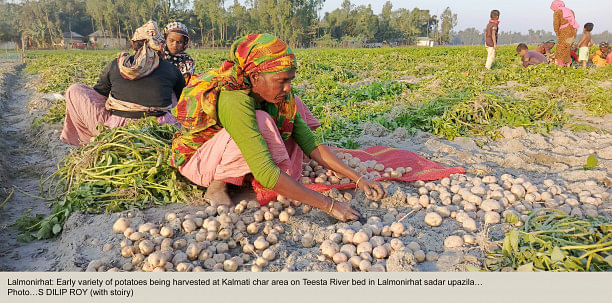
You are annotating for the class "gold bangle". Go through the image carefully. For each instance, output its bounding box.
[327,199,335,213]
[355,176,363,187]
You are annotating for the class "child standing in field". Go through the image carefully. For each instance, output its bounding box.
[516,43,547,67]
[577,23,594,67]
[484,10,500,69]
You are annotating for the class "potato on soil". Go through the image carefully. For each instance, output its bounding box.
[113,218,131,234]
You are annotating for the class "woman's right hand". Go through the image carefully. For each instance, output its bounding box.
[327,199,360,222]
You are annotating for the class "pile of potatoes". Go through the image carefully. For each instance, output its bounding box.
[405,173,609,250]
[97,198,316,272]
[88,169,609,272]
[299,153,412,185]
[314,216,436,272]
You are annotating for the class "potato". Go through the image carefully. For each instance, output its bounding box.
[352,231,369,245]
[463,234,476,245]
[414,250,426,263]
[173,239,187,250]
[131,253,145,266]
[206,231,217,241]
[372,246,388,259]
[147,252,166,268]
[186,243,203,260]
[218,228,232,241]
[356,241,373,255]
[251,265,262,272]
[113,218,131,234]
[278,211,289,223]
[152,267,165,272]
[443,235,464,249]
[123,227,136,239]
[193,266,205,272]
[359,260,371,272]
[120,239,132,248]
[182,219,197,233]
[342,230,355,244]
[340,244,357,257]
[166,213,178,221]
[176,262,192,272]
[255,257,268,267]
[390,222,405,237]
[160,227,174,238]
[120,246,134,258]
[369,236,384,247]
[424,212,443,227]
[336,262,352,272]
[235,245,252,258]
[262,249,276,261]
[266,233,278,245]
[223,260,238,272]
[254,237,269,250]
[138,240,154,255]
[137,223,155,233]
[320,240,339,258]
[198,250,211,261]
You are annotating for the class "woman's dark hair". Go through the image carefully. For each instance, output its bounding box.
[584,23,594,32]
[131,40,145,51]
[516,43,529,53]
[490,10,500,19]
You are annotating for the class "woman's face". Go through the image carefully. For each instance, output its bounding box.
[166,32,186,55]
[250,69,296,104]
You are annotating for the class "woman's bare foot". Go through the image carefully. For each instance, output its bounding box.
[204,180,233,207]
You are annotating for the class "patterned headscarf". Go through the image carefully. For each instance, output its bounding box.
[117,20,165,80]
[163,21,194,78]
[164,22,189,43]
[170,34,298,167]
[550,1,579,30]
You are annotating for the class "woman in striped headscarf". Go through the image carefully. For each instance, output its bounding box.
[171,33,384,221]
[60,20,185,146]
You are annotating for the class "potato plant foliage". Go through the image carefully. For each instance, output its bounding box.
[26,46,612,146]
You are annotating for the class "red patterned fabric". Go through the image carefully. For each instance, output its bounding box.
[252,145,465,205]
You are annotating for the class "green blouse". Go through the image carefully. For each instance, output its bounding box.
[217,90,319,188]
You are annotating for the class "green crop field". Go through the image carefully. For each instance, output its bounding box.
[25,46,612,146]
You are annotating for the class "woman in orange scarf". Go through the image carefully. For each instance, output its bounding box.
[171,34,385,221]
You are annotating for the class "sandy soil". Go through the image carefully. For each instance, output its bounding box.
[0,63,609,272]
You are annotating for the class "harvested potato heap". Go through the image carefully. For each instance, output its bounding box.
[89,171,609,272]
[299,152,412,185]
[316,217,438,272]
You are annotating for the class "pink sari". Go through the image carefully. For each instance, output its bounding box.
[60,84,177,146]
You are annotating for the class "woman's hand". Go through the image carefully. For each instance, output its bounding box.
[327,199,360,222]
[357,179,386,201]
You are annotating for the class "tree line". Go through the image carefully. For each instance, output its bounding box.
[0,0,458,48]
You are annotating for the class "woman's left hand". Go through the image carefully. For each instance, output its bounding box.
[358,179,385,201]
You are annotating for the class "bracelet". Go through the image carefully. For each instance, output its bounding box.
[355,176,364,187]
[327,199,335,213]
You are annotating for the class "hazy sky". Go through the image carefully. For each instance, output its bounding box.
[320,0,612,34]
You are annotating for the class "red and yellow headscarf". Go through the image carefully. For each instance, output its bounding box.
[170,34,298,167]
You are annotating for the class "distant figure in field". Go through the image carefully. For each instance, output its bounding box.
[536,40,556,64]
[516,43,547,68]
[592,42,612,67]
[535,40,555,56]
[484,10,500,69]
[577,23,595,68]
[163,22,195,82]
[550,0,578,67]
